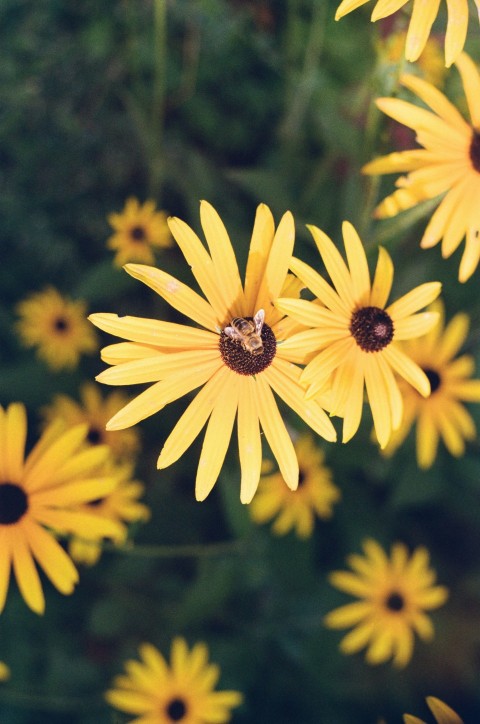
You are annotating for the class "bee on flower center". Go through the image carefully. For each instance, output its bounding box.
[224,309,265,356]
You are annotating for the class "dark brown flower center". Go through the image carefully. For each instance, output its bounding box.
[165,697,187,721]
[350,306,394,352]
[219,318,276,375]
[86,426,103,445]
[54,316,69,333]
[0,483,28,525]
[297,469,306,488]
[423,367,441,394]
[130,225,146,242]
[469,129,480,172]
[385,591,405,612]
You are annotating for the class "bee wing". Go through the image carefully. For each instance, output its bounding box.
[254,309,265,334]
[224,326,243,340]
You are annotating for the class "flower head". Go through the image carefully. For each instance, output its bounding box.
[335,0,477,67]
[383,301,480,468]
[107,197,172,266]
[0,403,123,614]
[249,434,340,538]
[15,287,98,370]
[363,53,480,282]
[404,696,464,724]
[90,201,336,503]
[324,539,449,667]
[275,221,441,449]
[105,637,243,723]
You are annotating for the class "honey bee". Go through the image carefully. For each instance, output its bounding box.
[224,309,265,355]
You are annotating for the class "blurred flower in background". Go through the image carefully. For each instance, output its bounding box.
[107,197,173,266]
[0,662,10,682]
[404,695,464,724]
[15,287,98,370]
[105,637,243,723]
[250,434,340,538]
[324,539,449,667]
[382,301,480,468]
[377,31,447,87]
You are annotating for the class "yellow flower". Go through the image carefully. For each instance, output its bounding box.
[68,461,150,566]
[0,662,10,681]
[275,221,441,449]
[404,696,464,724]
[377,31,447,87]
[335,0,477,67]
[324,539,449,667]
[90,201,336,503]
[0,403,123,614]
[249,434,340,538]
[105,637,243,723]
[107,197,173,266]
[363,53,480,282]
[15,287,98,370]
[42,383,141,463]
[383,301,480,468]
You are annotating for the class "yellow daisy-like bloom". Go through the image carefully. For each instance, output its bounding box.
[324,539,449,667]
[15,287,98,370]
[383,301,480,468]
[90,201,336,503]
[335,0,479,67]
[105,637,243,724]
[0,403,123,614]
[0,662,10,681]
[275,221,441,449]
[249,434,340,538]
[68,461,150,566]
[107,197,173,266]
[404,696,464,724]
[363,53,480,282]
[42,383,141,463]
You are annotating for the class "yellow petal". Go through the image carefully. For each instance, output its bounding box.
[426,696,464,724]
[386,282,441,320]
[405,0,441,63]
[455,52,480,128]
[101,342,164,365]
[0,528,12,614]
[383,345,431,396]
[416,407,440,469]
[24,519,78,595]
[365,355,392,448]
[24,424,88,492]
[307,225,356,308]
[4,402,27,483]
[244,204,275,312]
[11,528,44,614]
[342,221,370,305]
[335,0,370,20]
[289,256,349,316]
[97,348,220,386]
[394,312,439,340]
[255,211,295,317]
[459,225,480,282]
[370,247,394,308]
[400,73,469,130]
[237,377,262,504]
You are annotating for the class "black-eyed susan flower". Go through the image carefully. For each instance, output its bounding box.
[42,383,141,464]
[107,197,173,266]
[404,696,463,724]
[105,637,243,723]
[68,461,150,566]
[335,0,477,68]
[383,301,480,468]
[275,222,441,449]
[0,403,123,614]
[249,434,340,538]
[324,539,449,667]
[90,201,336,503]
[15,287,98,370]
[363,53,480,282]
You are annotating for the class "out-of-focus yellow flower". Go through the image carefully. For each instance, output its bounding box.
[0,662,10,681]
[377,31,447,87]
[107,197,172,266]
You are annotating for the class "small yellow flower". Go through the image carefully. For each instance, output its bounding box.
[250,434,340,538]
[107,197,173,266]
[383,301,480,468]
[0,662,10,681]
[324,539,448,667]
[404,696,464,724]
[106,637,243,723]
[15,287,98,370]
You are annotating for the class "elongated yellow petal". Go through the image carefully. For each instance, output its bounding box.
[12,528,44,614]
[244,204,275,313]
[437,312,469,362]
[445,0,468,67]
[383,346,431,396]
[289,256,349,316]
[4,403,27,483]
[23,424,88,492]
[455,52,480,127]
[276,327,347,359]
[371,0,409,20]
[386,282,441,320]
[426,696,463,724]
[342,221,371,305]
[0,529,11,614]
[405,0,441,63]
[332,351,364,442]
[36,508,124,540]
[363,149,432,175]
[32,476,118,507]
[401,73,468,130]
[237,377,262,504]
[335,0,370,20]
[48,445,110,486]
[375,98,465,146]
[307,225,356,308]
[394,312,439,340]
[97,348,220,386]
[365,355,392,448]
[459,225,480,282]
[274,298,343,329]
[255,211,295,317]
[370,247,394,309]
[416,407,439,469]
[24,519,78,595]
[90,313,216,348]
[101,342,163,365]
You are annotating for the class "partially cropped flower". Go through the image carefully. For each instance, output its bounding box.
[324,539,449,667]
[0,403,123,614]
[107,197,172,266]
[404,696,464,724]
[42,383,141,463]
[363,53,480,282]
[335,0,478,67]
[249,434,340,538]
[0,662,10,681]
[15,287,98,370]
[377,31,447,87]
[105,637,243,723]
[383,301,480,468]
[68,461,150,566]
[90,201,336,503]
[275,222,441,449]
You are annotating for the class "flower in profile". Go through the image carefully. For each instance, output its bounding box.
[249,434,340,538]
[324,539,449,667]
[363,53,480,282]
[404,696,463,724]
[0,403,123,614]
[383,301,480,468]
[90,201,336,503]
[105,637,243,723]
[335,0,476,68]
[68,461,150,566]
[275,221,441,449]
[15,287,98,370]
[42,383,141,463]
[107,197,173,266]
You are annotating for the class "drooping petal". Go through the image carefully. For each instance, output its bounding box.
[11,527,44,614]
[23,519,78,595]
[405,0,441,63]
[383,345,431,397]
[237,377,262,504]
